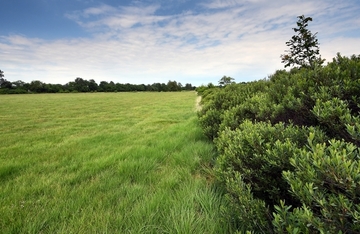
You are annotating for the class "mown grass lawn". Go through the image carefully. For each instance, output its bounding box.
[0,92,232,233]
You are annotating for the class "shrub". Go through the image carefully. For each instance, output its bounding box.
[222,173,273,233]
[197,54,360,233]
[215,121,327,209]
[198,81,269,140]
[274,132,360,233]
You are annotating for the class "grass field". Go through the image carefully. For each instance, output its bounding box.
[0,92,232,233]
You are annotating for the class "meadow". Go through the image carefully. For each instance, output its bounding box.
[0,92,232,233]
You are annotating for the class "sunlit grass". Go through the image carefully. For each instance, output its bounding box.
[0,92,232,233]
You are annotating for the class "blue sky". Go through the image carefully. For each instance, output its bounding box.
[1,0,359,86]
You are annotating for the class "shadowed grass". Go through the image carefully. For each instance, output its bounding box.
[0,92,232,233]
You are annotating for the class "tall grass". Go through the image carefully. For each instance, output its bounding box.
[0,92,232,233]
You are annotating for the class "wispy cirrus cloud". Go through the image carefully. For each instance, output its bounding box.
[65,4,167,30]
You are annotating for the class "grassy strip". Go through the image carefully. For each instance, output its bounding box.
[0,92,232,233]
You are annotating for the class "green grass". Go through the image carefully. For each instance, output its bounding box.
[0,92,232,233]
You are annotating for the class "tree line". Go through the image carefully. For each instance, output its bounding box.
[0,75,196,94]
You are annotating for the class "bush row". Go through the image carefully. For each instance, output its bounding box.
[198,53,360,233]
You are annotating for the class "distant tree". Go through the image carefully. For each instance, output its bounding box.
[29,80,46,93]
[74,77,90,92]
[1,80,12,89]
[99,81,109,92]
[161,83,169,92]
[137,84,146,91]
[108,81,116,92]
[150,83,159,92]
[124,83,134,91]
[64,81,76,92]
[218,76,235,87]
[46,83,63,93]
[0,70,12,90]
[88,79,98,92]
[177,82,183,91]
[12,80,26,87]
[116,83,126,92]
[98,81,116,92]
[0,70,6,88]
[146,84,154,91]
[167,80,181,91]
[281,15,324,69]
[11,80,27,93]
[208,83,215,88]
[184,83,194,90]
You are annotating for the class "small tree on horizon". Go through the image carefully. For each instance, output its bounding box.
[218,76,235,87]
[0,70,6,88]
[281,15,324,69]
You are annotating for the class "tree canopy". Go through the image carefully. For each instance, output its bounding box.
[218,76,235,87]
[281,15,324,69]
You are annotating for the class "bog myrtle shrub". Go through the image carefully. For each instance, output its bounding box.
[215,120,327,211]
[274,133,360,233]
[198,81,269,140]
[198,54,360,233]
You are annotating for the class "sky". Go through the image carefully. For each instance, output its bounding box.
[0,0,359,86]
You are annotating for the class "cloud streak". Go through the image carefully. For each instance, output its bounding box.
[1,0,359,85]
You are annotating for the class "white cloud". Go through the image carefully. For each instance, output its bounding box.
[83,4,117,16]
[200,0,244,9]
[66,4,165,30]
[1,0,360,86]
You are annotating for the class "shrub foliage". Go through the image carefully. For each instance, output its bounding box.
[197,53,360,233]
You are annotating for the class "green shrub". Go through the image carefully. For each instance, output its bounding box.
[196,54,360,232]
[219,92,285,133]
[312,97,354,142]
[215,121,328,232]
[198,108,223,140]
[274,132,360,233]
[222,173,273,233]
[198,81,269,140]
[345,115,360,144]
